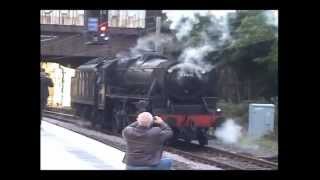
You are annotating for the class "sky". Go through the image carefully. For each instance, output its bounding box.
[162,10,278,29]
[162,10,234,29]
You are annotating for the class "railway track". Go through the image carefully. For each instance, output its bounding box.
[43,110,79,123]
[42,110,278,170]
[168,141,277,170]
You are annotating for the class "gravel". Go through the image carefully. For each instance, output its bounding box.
[206,138,278,158]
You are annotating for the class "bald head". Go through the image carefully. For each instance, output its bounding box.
[137,112,153,127]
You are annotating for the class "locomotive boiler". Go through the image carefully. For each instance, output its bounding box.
[71,52,223,146]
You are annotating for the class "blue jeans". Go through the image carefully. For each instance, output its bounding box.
[126,158,172,170]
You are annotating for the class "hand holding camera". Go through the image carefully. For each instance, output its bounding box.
[153,116,164,124]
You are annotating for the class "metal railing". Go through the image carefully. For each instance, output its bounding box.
[41,16,84,26]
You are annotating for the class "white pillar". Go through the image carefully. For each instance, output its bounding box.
[155,16,161,52]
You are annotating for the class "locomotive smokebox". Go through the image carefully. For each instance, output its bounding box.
[165,62,212,101]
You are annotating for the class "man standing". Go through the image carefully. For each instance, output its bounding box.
[122,112,173,170]
[41,68,53,122]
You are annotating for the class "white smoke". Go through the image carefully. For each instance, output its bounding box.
[115,51,131,58]
[117,11,233,75]
[115,33,174,63]
[168,62,209,80]
[168,45,215,80]
[214,119,243,144]
[163,10,235,30]
[179,45,214,65]
[170,13,232,80]
[217,15,231,42]
[175,18,198,41]
[130,33,174,55]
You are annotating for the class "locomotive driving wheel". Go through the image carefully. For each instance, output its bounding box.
[181,127,193,143]
[111,107,129,134]
[167,127,179,145]
[90,109,98,129]
[92,110,103,130]
[197,128,208,146]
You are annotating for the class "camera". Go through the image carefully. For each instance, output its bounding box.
[151,116,159,127]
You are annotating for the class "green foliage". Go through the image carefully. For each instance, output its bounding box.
[225,10,278,100]
[175,13,227,49]
[161,13,173,34]
[217,100,249,125]
[171,10,278,100]
[228,11,277,51]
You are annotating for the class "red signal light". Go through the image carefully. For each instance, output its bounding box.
[100,26,107,32]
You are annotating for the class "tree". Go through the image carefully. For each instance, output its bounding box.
[161,12,173,34]
[226,10,278,100]
[233,11,276,46]
[168,10,278,101]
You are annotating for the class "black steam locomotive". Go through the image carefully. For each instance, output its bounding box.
[71,52,223,146]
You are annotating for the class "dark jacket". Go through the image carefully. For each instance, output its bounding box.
[41,73,53,102]
[122,121,173,166]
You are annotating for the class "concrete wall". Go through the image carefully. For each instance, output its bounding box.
[41,24,86,33]
[41,62,75,107]
[41,33,138,58]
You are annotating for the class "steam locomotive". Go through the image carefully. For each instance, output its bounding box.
[71,51,223,146]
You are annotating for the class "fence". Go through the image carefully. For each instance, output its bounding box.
[41,14,84,26]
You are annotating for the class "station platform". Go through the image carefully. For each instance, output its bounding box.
[41,121,126,170]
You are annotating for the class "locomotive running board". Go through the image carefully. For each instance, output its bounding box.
[106,94,150,100]
[202,97,218,112]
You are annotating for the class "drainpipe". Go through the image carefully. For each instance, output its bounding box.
[59,65,65,107]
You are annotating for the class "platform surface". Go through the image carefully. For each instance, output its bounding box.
[41,120,126,170]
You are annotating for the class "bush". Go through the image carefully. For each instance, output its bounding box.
[217,100,249,126]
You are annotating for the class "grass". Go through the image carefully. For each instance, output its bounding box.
[257,138,278,150]
[237,135,278,154]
